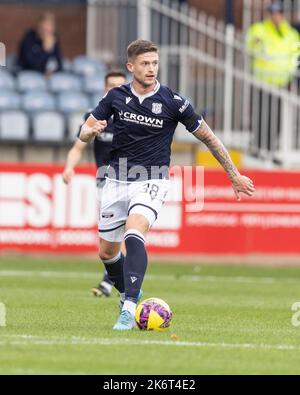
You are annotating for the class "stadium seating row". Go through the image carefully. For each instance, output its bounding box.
[0,110,85,143]
[0,70,106,94]
[0,91,102,113]
[0,56,108,143]
[5,54,106,77]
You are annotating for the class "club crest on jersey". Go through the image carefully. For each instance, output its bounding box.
[152,103,162,114]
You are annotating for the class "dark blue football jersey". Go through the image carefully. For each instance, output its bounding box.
[77,112,114,169]
[91,81,202,181]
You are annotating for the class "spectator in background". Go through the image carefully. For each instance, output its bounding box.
[17,12,62,76]
[246,1,299,88]
[246,1,300,154]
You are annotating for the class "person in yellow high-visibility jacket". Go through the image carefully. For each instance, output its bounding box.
[247,2,300,88]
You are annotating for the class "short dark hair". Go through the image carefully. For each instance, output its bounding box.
[105,70,127,85]
[127,40,158,61]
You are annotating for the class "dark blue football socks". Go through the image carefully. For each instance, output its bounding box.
[101,252,125,293]
[123,229,147,304]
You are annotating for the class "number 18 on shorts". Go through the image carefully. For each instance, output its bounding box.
[99,179,170,242]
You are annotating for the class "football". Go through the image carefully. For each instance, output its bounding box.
[135,298,172,331]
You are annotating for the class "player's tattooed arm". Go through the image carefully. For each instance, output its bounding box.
[194,120,238,180]
[194,120,255,200]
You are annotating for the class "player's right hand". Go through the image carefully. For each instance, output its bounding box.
[91,120,107,137]
[62,168,75,184]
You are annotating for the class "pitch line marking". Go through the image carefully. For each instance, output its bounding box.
[0,269,294,285]
[0,303,6,327]
[0,334,300,351]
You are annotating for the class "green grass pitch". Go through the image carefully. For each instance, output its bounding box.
[1,255,300,374]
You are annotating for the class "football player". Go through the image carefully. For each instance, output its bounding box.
[80,40,255,330]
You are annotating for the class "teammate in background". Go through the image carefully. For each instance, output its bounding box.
[62,70,127,297]
[80,40,255,330]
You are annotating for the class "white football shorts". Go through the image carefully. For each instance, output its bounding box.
[98,178,170,242]
[96,178,106,202]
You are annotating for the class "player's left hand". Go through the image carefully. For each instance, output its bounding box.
[231,174,255,201]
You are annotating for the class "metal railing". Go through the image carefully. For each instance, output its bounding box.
[87,0,300,167]
[87,0,138,65]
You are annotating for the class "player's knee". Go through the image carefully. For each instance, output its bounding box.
[125,214,149,235]
[99,247,117,261]
[99,250,115,261]
[99,239,120,261]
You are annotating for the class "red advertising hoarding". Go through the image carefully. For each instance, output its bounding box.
[1,162,300,255]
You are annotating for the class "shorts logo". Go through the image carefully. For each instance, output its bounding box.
[130,276,137,283]
[152,103,162,114]
[102,212,114,219]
